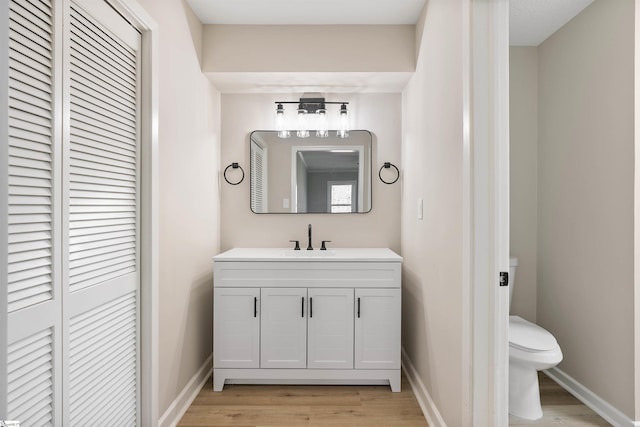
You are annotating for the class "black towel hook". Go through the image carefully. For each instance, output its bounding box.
[223,162,244,185]
[378,162,399,185]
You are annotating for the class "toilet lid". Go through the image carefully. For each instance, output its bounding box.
[509,316,558,352]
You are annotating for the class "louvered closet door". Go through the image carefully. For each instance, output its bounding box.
[250,140,266,213]
[6,0,62,424]
[63,1,141,425]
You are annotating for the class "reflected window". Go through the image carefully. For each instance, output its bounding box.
[328,181,356,213]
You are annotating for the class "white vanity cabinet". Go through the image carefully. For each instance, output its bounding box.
[213,248,402,392]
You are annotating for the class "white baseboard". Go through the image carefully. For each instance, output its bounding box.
[158,354,213,427]
[401,347,447,427]
[545,367,640,427]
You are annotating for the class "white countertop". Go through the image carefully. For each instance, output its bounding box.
[213,248,402,262]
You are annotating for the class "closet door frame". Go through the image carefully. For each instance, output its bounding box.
[0,0,159,424]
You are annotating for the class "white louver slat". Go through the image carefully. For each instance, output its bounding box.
[69,292,137,426]
[68,2,139,294]
[8,0,54,313]
[7,328,54,426]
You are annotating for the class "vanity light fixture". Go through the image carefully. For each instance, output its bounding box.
[274,97,349,138]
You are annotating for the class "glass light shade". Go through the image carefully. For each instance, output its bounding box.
[337,104,349,138]
[315,109,328,138]
[275,103,290,138]
[296,108,309,138]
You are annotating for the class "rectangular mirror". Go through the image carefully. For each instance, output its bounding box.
[250,130,372,213]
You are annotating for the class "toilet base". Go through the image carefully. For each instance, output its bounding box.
[509,362,543,420]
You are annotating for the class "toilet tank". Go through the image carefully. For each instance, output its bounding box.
[509,256,518,310]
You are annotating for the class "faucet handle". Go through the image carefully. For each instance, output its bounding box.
[289,240,300,250]
[320,240,331,251]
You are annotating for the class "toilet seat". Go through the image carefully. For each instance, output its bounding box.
[509,316,558,352]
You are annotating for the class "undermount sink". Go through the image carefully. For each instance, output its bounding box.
[282,249,337,257]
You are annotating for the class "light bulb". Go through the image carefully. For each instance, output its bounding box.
[316,109,328,138]
[296,106,309,138]
[275,103,290,138]
[337,103,349,138]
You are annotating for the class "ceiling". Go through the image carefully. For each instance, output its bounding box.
[187,0,426,25]
[509,0,594,46]
[187,0,594,46]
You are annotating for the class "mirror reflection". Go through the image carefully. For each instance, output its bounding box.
[250,130,372,214]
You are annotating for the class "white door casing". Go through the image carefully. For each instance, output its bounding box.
[463,0,510,425]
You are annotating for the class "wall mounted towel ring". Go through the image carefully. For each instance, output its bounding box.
[224,162,244,185]
[378,162,399,185]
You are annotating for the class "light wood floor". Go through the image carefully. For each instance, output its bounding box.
[178,370,611,427]
[178,372,428,427]
[509,372,612,426]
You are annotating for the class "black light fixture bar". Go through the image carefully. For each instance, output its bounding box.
[275,98,349,114]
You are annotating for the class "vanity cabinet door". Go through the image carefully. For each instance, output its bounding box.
[354,288,401,370]
[261,288,307,368]
[307,288,354,369]
[214,288,260,368]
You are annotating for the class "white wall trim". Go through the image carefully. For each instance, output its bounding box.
[401,348,446,427]
[545,368,640,427]
[466,0,511,425]
[634,0,640,422]
[158,354,213,427]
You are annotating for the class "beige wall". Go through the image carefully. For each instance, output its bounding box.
[220,93,401,252]
[538,0,635,418]
[509,47,538,322]
[202,25,415,73]
[135,0,221,416]
[401,0,466,425]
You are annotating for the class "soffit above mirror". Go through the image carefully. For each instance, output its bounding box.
[201,25,416,93]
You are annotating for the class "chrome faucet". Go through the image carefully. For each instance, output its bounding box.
[307,224,313,250]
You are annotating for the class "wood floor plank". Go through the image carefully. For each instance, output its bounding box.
[178,372,428,427]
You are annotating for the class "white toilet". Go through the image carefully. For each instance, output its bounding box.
[509,257,563,420]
